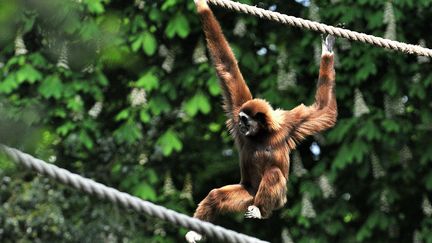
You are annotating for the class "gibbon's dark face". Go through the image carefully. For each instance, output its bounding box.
[238,111,267,136]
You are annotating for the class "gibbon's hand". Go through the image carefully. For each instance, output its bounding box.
[322,35,335,54]
[194,0,209,10]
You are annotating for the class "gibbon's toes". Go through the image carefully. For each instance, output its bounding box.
[185,231,203,243]
[245,205,262,219]
[322,35,335,54]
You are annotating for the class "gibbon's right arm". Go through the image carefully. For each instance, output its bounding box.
[195,0,252,117]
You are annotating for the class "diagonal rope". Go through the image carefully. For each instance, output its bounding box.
[0,145,268,243]
[208,0,432,58]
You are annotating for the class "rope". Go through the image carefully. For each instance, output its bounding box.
[0,145,268,243]
[208,0,432,58]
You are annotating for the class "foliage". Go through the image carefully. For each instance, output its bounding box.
[1,0,432,242]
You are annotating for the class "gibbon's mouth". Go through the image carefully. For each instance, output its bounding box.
[239,122,250,135]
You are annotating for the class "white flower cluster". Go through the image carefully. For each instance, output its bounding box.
[57,42,70,69]
[159,45,176,73]
[399,145,412,166]
[383,1,396,40]
[130,88,147,107]
[163,172,175,195]
[134,0,145,9]
[379,190,390,212]
[15,33,28,56]
[353,88,370,117]
[277,50,297,91]
[318,174,335,199]
[88,101,103,118]
[281,228,294,243]
[371,152,385,179]
[233,19,247,37]
[180,174,193,200]
[384,95,405,117]
[422,195,432,217]
[192,40,208,64]
[292,151,307,177]
[301,193,316,218]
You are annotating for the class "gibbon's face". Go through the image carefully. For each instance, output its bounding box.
[238,111,268,137]
[238,99,273,137]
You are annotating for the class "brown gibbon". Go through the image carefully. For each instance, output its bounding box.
[186,0,337,242]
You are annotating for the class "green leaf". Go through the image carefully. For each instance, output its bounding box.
[209,122,221,132]
[85,0,105,14]
[165,13,190,38]
[0,74,18,94]
[161,0,177,10]
[183,92,211,117]
[16,64,42,83]
[148,96,170,115]
[133,183,157,201]
[79,130,93,149]
[131,35,143,52]
[156,129,183,156]
[381,119,400,133]
[207,76,221,96]
[142,32,157,56]
[115,109,130,121]
[38,75,63,99]
[381,78,398,96]
[357,119,381,141]
[57,122,76,136]
[136,71,159,91]
[113,120,143,144]
[327,118,356,143]
[333,139,368,170]
[140,110,151,123]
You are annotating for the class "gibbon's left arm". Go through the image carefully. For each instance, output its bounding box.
[285,36,337,146]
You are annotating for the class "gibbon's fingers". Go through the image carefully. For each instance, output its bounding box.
[185,230,203,243]
[322,35,335,54]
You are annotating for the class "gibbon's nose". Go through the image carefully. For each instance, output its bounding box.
[239,112,250,125]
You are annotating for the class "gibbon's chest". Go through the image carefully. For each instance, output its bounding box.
[241,143,276,163]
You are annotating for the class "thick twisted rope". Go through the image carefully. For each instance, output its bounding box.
[0,145,268,243]
[208,0,432,58]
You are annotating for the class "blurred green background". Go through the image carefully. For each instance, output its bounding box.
[1,0,431,242]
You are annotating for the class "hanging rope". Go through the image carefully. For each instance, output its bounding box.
[0,145,268,243]
[208,0,432,58]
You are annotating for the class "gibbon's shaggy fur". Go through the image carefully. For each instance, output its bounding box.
[186,0,337,241]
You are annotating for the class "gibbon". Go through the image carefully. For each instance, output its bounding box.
[186,0,337,242]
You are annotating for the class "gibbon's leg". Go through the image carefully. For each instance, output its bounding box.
[246,167,286,219]
[186,184,254,243]
[193,184,254,220]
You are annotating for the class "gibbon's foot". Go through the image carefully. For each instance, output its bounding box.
[245,205,262,219]
[185,230,203,243]
[322,35,335,54]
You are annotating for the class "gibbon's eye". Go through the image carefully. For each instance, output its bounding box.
[255,112,267,126]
